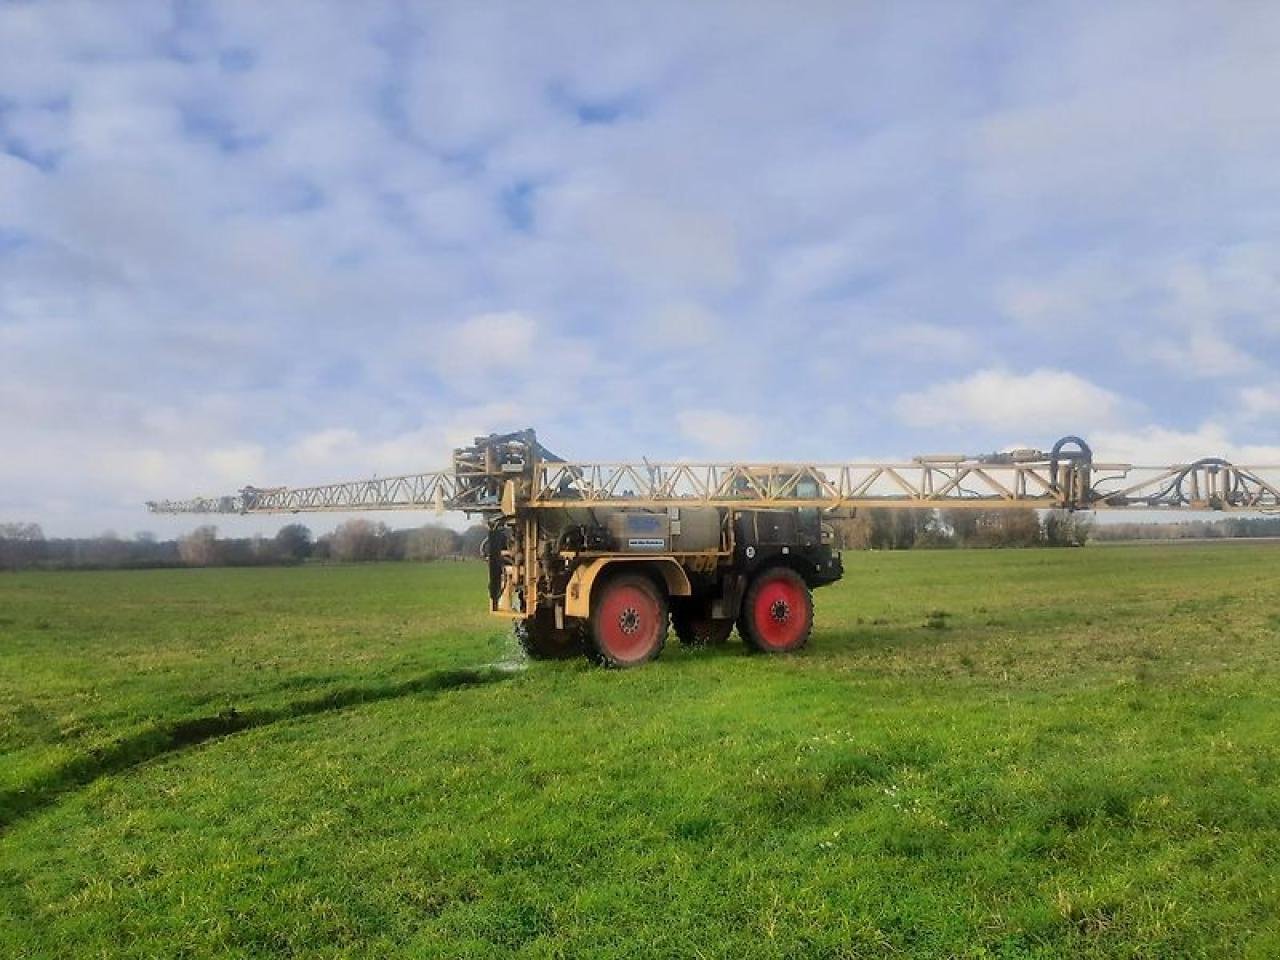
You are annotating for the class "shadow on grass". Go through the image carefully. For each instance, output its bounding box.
[0,663,518,832]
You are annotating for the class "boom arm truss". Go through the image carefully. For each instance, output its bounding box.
[525,459,1280,511]
[147,432,1280,516]
[147,471,461,515]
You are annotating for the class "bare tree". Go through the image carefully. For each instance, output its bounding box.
[404,524,458,561]
[861,509,937,549]
[86,530,129,567]
[330,518,391,562]
[1044,510,1092,546]
[942,510,979,545]
[0,522,44,540]
[178,525,220,566]
[274,523,313,563]
[828,514,870,550]
[459,523,489,558]
[0,521,46,569]
[956,509,1042,547]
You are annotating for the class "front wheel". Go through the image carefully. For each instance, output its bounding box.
[589,573,668,668]
[738,566,813,654]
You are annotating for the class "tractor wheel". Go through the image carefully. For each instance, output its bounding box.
[513,609,582,660]
[589,573,668,668]
[672,602,734,646]
[739,566,813,654]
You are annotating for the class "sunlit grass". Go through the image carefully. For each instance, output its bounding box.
[2,545,1279,957]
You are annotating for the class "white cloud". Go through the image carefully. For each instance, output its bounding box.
[1145,331,1253,379]
[675,410,760,454]
[278,403,534,482]
[1092,423,1280,466]
[895,369,1123,432]
[440,311,538,371]
[994,262,1122,331]
[291,428,362,466]
[994,249,1267,381]
[1239,386,1280,421]
[649,302,721,345]
[204,445,267,483]
[966,8,1280,234]
[542,183,742,294]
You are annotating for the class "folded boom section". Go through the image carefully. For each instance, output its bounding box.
[147,470,460,515]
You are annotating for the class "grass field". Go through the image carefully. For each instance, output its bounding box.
[2,544,1279,958]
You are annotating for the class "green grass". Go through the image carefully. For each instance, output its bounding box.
[2,545,1279,958]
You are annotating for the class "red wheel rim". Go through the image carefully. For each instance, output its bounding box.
[752,575,807,650]
[597,582,661,662]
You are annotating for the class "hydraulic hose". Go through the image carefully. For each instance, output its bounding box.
[1049,436,1093,505]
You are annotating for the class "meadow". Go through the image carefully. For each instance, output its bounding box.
[2,544,1278,958]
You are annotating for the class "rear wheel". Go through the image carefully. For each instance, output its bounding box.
[739,566,812,653]
[589,573,668,668]
[513,609,582,660]
[672,601,735,646]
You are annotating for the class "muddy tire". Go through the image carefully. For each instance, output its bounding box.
[514,609,582,660]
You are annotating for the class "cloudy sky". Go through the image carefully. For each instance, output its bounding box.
[2,1,1279,536]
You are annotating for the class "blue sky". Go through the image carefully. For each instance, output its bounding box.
[2,1,1279,536]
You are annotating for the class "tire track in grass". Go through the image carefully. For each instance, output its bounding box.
[0,661,524,831]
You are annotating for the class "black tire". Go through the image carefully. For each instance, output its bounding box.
[588,572,668,668]
[672,601,735,646]
[513,609,582,660]
[738,566,813,654]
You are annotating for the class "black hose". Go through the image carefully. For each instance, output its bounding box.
[1166,458,1246,506]
[1120,457,1261,508]
[1049,436,1093,500]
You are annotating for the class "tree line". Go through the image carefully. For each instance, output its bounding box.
[828,509,1093,550]
[830,510,1280,549]
[1091,516,1280,541]
[0,520,488,571]
[8,511,1280,570]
